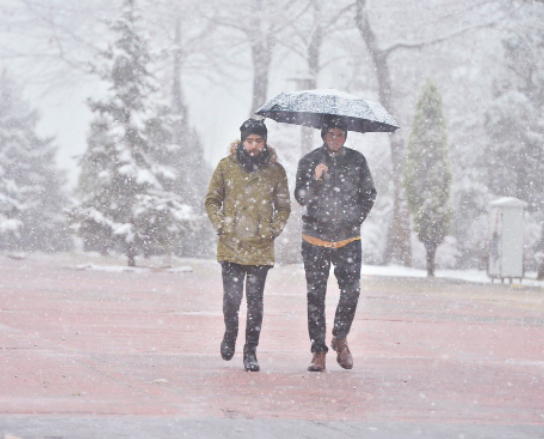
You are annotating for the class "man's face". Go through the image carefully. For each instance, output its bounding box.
[243,134,266,157]
[324,128,346,152]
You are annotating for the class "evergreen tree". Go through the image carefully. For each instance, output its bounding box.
[404,79,452,277]
[167,72,212,258]
[73,0,193,266]
[485,4,544,279]
[144,14,213,259]
[142,104,200,258]
[75,116,117,255]
[0,71,69,252]
[147,109,212,257]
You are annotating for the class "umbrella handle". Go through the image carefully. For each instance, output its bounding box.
[318,151,329,180]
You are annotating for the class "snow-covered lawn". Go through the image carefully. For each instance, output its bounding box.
[4,251,543,288]
[74,264,192,273]
[360,264,544,288]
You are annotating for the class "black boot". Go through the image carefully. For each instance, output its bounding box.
[243,345,260,372]
[221,333,236,361]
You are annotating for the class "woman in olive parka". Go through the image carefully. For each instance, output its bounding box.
[205,119,291,371]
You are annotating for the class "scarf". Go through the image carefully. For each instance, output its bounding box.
[236,143,269,173]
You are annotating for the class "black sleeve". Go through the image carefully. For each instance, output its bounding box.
[294,156,321,207]
[359,155,377,222]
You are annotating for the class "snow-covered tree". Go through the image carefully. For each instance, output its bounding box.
[144,103,209,258]
[143,9,213,258]
[353,0,520,266]
[73,0,193,266]
[404,80,452,277]
[76,116,117,255]
[485,3,544,279]
[0,71,69,252]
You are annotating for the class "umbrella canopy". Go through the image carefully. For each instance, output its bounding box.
[256,89,400,133]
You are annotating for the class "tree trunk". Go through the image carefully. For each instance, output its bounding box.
[172,15,189,139]
[292,77,316,155]
[127,245,136,267]
[355,0,412,266]
[307,0,322,88]
[250,41,271,115]
[538,226,544,280]
[425,242,437,277]
[171,14,193,205]
[384,135,412,265]
[248,0,272,115]
[299,0,323,155]
[537,261,544,281]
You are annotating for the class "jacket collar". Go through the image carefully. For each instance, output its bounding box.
[321,144,347,161]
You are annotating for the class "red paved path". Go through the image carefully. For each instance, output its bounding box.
[0,253,543,435]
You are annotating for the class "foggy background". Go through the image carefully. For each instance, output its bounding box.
[1,0,542,273]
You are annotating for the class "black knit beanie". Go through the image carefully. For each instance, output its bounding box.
[240,119,268,143]
[320,116,348,140]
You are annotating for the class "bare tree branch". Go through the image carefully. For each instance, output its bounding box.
[382,3,525,56]
[326,2,356,27]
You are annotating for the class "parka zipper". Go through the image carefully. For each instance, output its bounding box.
[232,211,238,234]
[332,157,338,238]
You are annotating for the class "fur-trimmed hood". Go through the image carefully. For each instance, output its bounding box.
[229,140,278,163]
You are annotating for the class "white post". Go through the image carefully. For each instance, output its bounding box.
[488,197,528,283]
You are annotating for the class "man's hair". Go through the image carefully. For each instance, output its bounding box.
[320,116,348,140]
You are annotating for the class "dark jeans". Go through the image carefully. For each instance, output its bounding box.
[221,262,271,350]
[301,239,362,353]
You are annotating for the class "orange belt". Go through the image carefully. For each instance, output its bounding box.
[302,234,361,249]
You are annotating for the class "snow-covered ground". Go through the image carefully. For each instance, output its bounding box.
[74,261,544,288]
[7,250,544,288]
[360,264,544,288]
[287,259,544,288]
[74,264,192,274]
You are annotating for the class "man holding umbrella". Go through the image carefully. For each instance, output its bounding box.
[295,116,377,372]
[257,88,396,371]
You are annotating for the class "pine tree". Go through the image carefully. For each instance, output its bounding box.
[73,0,193,266]
[143,14,213,259]
[404,79,452,277]
[0,71,69,252]
[146,105,211,258]
[75,116,117,255]
[167,71,212,258]
[142,104,200,258]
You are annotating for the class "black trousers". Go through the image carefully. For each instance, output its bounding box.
[302,239,362,353]
[221,262,270,350]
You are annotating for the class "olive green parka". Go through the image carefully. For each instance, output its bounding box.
[205,142,291,266]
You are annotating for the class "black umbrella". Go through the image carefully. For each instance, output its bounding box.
[256,89,400,133]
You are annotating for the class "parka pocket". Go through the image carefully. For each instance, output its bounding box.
[221,211,236,236]
[256,212,273,241]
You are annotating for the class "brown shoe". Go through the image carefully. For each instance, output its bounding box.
[307,352,326,372]
[331,337,353,369]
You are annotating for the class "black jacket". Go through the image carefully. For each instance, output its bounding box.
[295,145,377,242]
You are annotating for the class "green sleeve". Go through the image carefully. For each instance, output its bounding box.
[204,161,225,234]
[271,164,291,238]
